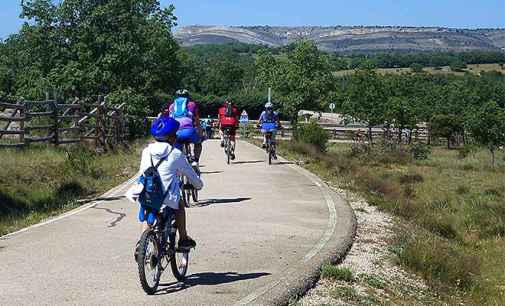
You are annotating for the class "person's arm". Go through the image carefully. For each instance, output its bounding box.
[176,154,203,190]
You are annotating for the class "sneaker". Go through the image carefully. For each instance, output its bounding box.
[220,141,224,147]
[261,143,266,149]
[231,153,236,160]
[191,160,199,167]
[178,236,197,249]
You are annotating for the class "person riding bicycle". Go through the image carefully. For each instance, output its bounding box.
[128,117,203,259]
[258,102,281,148]
[163,89,203,166]
[200,115,214,140]
[218,99,239,160]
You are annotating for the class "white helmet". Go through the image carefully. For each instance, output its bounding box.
[265,102,273,109]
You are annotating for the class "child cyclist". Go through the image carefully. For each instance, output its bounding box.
[127,117,203,260]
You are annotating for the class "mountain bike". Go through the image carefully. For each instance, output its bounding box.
[181,141,200,206]
[136,208,190,295]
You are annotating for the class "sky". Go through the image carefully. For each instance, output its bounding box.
[1,0,504,39]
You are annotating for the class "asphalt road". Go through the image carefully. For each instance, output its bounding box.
[0,140,354,306]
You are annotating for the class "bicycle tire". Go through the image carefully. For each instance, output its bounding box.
[268,146,272,165]
[170,227,190,281]
[137,230,161,295]
[191,188,198,203]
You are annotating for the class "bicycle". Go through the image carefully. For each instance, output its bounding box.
[180,141,200,206]
[136,208,190,295]
[222,127,233,165]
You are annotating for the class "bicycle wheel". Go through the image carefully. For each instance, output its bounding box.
[268,145,272,165]
[170,226,190,281]
[182,177,191,208]
[225,138,231,165]
[137,230,161,295]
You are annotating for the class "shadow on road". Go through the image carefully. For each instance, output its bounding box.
[200,171,223,175]
[271,161,294,165]
[92,206,126,227]
[232,160,265,165]
[193,198,252,207]
[156,271,270,295]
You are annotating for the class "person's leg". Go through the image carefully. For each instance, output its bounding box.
[176,201,187,239]
[230,130,236,160]
[194,142,202,162]
[219,128,224,146]
[176,200,196,248]
[262,131,267,148]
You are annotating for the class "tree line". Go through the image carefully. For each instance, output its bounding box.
[1,1,505,157]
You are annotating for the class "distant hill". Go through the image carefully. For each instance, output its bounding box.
[174,26,505,53]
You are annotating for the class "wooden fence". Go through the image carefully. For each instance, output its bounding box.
[0,96,127,151]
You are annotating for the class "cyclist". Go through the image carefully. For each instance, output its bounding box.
[258,102,281,148]
[128,117,203,260]
[218,99,239,160]
[200,115,214,140]
[163,89,203,166]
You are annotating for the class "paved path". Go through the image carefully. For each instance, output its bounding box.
[0,140,354,306]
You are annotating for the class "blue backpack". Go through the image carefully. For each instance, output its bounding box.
[137,151,173,225]
[172,97,191,118]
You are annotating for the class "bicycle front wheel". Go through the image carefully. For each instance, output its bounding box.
[137,230,161,295]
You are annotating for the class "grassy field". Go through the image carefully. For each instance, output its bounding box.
[277,140,505,305]
[0,141,146,236]
[335,63,505,77]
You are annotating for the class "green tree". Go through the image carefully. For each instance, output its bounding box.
[3,0,180,127]
[256,41,335,120]
[342,68,387,142]
[466,101,505,167]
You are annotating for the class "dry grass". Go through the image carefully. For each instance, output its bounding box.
[334,63,505,77]
[278,140,505,305]
[0,141,146,235]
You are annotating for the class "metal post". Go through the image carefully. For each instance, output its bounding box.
[268,87,271,103]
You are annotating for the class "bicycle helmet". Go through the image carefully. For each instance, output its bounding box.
[265,102,273,109]
[175,89,190,98]
[151,117,180,140]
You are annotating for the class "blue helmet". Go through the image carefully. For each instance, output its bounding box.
[151,116,180,140]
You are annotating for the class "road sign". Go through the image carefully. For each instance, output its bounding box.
[239,110,249,124]
[329,103,336,111]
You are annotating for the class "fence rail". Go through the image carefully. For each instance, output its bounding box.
[0,96,127,151]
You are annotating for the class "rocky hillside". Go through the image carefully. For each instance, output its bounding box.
[175,26,505,53]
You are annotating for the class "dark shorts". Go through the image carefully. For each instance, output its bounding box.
[221,125,237,137]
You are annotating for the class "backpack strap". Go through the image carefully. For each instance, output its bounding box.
[150,146,175,169]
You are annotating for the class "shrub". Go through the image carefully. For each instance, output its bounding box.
[294,121,329,152]
[395,229,480,290]
[321,265,355,282]
[410,143,431,160]
[458,145,477,159]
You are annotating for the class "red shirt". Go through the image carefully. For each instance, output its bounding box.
[218,105,239,127]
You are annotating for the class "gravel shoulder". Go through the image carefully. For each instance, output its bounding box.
[299,186,444,306]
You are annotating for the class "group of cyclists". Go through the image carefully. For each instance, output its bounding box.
[130,89,281,258]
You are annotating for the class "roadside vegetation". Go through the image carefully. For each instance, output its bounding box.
[0,141,145,236]
[278,127,505,304]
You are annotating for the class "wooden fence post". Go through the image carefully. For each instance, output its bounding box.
[19,102,25,146]
[52,100,59,146]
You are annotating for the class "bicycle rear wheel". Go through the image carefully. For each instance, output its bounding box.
[225,138,231,165]
[137,230,161,295]
[170,227,190,281]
